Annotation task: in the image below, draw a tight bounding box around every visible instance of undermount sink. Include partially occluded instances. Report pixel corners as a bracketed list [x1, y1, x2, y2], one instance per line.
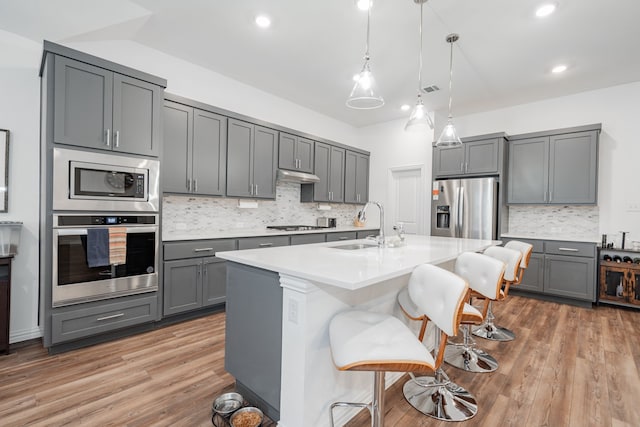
[331, 243, 378, 250]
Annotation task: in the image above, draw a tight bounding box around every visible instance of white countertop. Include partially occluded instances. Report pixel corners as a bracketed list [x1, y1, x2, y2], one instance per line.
[501, 233, 600, 243]
[162, 225, 379, 241]
[216, 235, 499, 290]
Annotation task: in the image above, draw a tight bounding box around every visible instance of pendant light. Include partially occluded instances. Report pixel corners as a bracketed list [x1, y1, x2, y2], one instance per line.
[436, 33, 462, 146]
[405, 0, 434, 132]
[346, 1, 384, 109]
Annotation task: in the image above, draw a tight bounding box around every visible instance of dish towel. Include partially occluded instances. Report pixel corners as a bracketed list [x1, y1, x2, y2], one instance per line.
[86, 228, 110, 267]
[108, 227, 127, 265]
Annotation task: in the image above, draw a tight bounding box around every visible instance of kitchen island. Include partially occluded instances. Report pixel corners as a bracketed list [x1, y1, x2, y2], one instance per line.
[216, 235, 499, 427]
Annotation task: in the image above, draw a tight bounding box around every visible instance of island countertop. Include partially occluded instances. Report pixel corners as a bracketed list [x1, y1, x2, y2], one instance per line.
[216, 234, 499, 290]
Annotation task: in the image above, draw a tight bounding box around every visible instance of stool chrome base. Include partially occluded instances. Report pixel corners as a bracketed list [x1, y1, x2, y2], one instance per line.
[472, 321, 516, 342]
[403, 370, 477, 421]
[444, 344, 499, 373]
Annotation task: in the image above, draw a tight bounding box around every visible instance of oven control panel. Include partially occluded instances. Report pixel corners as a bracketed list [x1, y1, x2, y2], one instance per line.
[56, 215, 157, 226]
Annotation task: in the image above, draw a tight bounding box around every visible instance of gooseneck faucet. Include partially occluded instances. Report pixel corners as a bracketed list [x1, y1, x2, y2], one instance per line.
[358, 201, 385, 247]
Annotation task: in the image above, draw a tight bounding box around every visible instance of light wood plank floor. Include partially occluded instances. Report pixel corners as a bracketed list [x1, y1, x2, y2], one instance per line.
[0, 296, 638, 427]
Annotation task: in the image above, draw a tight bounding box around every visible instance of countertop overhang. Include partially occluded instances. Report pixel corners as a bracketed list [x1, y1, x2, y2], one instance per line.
[217, 235, 500, 290]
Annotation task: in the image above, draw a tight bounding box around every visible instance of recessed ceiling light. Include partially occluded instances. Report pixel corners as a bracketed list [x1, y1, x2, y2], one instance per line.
[255, 15, 271, 28]
[552, 64, 567, 73]
[536, 3, 557, 18]
[356, 0, 372, 11]
[400, 104, 411, 112]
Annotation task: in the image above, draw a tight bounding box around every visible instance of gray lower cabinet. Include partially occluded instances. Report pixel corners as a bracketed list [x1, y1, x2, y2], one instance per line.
[278, 133, 314, 173]
[290, 234, 326, 245]
[51, 294, 158, 344]
[238, 235, 290, 250]
[433, 135, 503, 178]
[301, 141, 345, 202]
[356, 229, 379, 239]
[507, 126, 600, 204]
[227, 119, 278, 199]
[162, 99, 227, 195]
[163, 239, 236, 316]
[344, 150, 369, 204]
[504, 237, 596, 302]
[326, 231, 357, 242]
[53, 55, 162, 157]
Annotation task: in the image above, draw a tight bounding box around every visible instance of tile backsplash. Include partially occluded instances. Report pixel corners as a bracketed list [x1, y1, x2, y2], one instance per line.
[507, 205, 599, 239]
[162, 182, 367, 234]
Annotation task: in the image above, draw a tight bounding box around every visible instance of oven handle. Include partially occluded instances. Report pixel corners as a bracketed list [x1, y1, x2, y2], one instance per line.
[55, 226, 158, 236]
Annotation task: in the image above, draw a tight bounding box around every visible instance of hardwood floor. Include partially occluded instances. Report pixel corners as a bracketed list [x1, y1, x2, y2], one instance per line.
[0, 296, 638, 427]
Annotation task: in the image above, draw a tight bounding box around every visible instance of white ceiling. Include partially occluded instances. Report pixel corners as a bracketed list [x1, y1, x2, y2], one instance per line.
[1, 0, 640, 128]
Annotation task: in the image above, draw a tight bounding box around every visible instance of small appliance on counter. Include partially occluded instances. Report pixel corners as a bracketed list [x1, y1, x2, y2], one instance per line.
[317, 217, 337, 228]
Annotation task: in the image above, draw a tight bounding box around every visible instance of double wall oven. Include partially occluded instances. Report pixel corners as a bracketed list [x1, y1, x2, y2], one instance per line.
[51, 148, 160, 307]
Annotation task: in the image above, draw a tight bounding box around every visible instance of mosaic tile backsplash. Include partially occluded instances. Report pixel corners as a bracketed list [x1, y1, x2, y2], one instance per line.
[507, 205, 599, 239]
[162, 182, 368, 235]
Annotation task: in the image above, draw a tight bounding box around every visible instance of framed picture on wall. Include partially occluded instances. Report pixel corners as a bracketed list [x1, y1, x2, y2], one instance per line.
[0, 129, 9, 213]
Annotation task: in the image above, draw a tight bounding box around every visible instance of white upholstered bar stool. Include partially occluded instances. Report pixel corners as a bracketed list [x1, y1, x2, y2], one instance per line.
[443, 252, 506, 373]
[472, 246, 523, 342]
[400, 264, 476, 421]
[504, 240, 534, 286]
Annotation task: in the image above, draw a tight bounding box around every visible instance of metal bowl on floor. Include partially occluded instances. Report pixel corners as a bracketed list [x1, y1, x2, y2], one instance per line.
[229, 406, 263, 427]
[212, 392, 243, 416]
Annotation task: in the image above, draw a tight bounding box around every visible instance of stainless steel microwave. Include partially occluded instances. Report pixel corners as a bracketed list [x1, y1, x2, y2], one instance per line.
[53, 147, 159, 212]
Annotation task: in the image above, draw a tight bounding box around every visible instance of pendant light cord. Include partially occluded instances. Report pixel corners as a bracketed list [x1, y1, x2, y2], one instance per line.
[447, 37, 454, 118]
[417, 1, 423, 94]
[364, 3, 371, 60]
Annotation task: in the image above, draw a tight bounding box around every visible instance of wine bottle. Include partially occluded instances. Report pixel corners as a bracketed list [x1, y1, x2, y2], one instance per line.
[616, 277, 624, 297]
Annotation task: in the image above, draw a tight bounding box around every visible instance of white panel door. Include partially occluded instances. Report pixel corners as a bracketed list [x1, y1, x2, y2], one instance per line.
[388, 166, 425, 235]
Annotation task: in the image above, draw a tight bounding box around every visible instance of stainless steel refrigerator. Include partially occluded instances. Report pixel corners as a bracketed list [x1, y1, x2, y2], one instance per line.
[431, 177, 499, 239]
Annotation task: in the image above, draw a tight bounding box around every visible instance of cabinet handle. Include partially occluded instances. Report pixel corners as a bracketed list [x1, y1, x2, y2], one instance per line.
[558, 247, 579, 252]
[549, 190, 553, 202]
[193, 179, 198, 192]
[193, 248, 214, 252]
[114, 130, 120, 148]
[105, 129, 111, 147]
[187, 179, 191, 191]
[96, 312, 124, 321]
[254, 184, 258, 195]
[339, 236, 349, 240]
[465, 162, 468, 173]
[198, 264, 202, 277]
[259, 243, 273, 247]
[460, 162, 464, 172]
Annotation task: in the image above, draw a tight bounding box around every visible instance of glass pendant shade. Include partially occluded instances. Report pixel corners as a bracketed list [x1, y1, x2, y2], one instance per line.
[436, 116, 462, 146]
[346, 60, 384, 109]
[404, 95, 434, 131]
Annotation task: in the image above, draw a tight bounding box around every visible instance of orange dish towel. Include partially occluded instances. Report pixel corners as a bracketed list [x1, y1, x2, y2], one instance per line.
[108, 227, 127, 265]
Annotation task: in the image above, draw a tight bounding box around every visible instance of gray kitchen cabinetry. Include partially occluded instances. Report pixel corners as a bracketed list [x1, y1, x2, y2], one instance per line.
[238, 235, 290, 250]
[344, 150, 369, 204]
[433, 135, 504, 178]
[163, 239, 236, 316]
[162, 99, 227, 195]
[279, 133, 314, 173]
[507, 125, 600, 204]
[356, 229, 379, 240]
[301, 141, 345, 202]
[50, 294, 158, 345]
[53, 55, 162, 157]
[290, 234, 326, 245]
[326, 231, 358, 242]
[503, 237, 596, 303]
[227, 119, 278, 199]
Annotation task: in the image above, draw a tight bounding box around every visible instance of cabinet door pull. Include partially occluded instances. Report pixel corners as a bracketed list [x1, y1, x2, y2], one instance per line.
[339, 236, 349, 240]
[193, 248, 214, 252]
[114, 130, 120, 148]
[558, 247, 579, 252]
[259, 243, 273, 247]
[105, 129, 111, 147]
[96, 312, 124, 321]
[193, 179, 198, 192]
[254, 184, 258, 195]
[187, 179, 191, 192]
[465, 162, 468, 173]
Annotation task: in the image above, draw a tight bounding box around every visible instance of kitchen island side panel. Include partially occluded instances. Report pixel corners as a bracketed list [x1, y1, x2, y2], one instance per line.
[224, 262, 282, 421]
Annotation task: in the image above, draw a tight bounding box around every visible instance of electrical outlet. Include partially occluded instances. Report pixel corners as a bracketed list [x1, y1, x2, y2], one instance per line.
[288, 299, 298, 324]
[627, 202, 640, 212]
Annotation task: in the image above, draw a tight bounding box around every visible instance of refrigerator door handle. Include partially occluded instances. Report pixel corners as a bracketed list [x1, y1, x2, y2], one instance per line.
[457, 186, 464, 238]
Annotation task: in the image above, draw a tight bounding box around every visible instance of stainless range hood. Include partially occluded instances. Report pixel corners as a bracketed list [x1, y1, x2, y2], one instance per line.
[276, 169, 320, 183]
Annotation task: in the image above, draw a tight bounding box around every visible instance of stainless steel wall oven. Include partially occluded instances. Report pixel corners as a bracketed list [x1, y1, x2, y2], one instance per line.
[52, 214, 159, 307]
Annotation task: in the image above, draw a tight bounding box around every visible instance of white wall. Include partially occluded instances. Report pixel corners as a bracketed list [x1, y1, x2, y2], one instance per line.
[0, 31, 43, 342]
[450, 82, 640, 245]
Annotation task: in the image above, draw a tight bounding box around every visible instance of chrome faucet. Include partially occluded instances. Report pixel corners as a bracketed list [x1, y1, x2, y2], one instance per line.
[358, 201, 385, 247]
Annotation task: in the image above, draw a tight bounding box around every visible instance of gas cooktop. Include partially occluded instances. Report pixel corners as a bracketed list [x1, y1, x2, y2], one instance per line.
[267, 225, 327, 231]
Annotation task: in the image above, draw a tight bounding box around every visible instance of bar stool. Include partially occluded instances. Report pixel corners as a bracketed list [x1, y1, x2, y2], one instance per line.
[400, 264, 477, 421]
[472, 246, 522, 342]
[504, 240, 534, 285]
[329, 264, 469, 426]
[444, 252, 506, 373]
[397, 285, 478, 420]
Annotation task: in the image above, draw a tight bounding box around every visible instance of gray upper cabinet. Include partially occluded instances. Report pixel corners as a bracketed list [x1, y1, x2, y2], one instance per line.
[301, 142, 346, 203]
[344, 150, 369, 204]
[53, 56, 161, 157]
[508, 127, 599, 205]
[227, 119, 278, 199]
[162, 100, 227, 196]
[433, 137, 502, 178]
[278, 133, 314, 173]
